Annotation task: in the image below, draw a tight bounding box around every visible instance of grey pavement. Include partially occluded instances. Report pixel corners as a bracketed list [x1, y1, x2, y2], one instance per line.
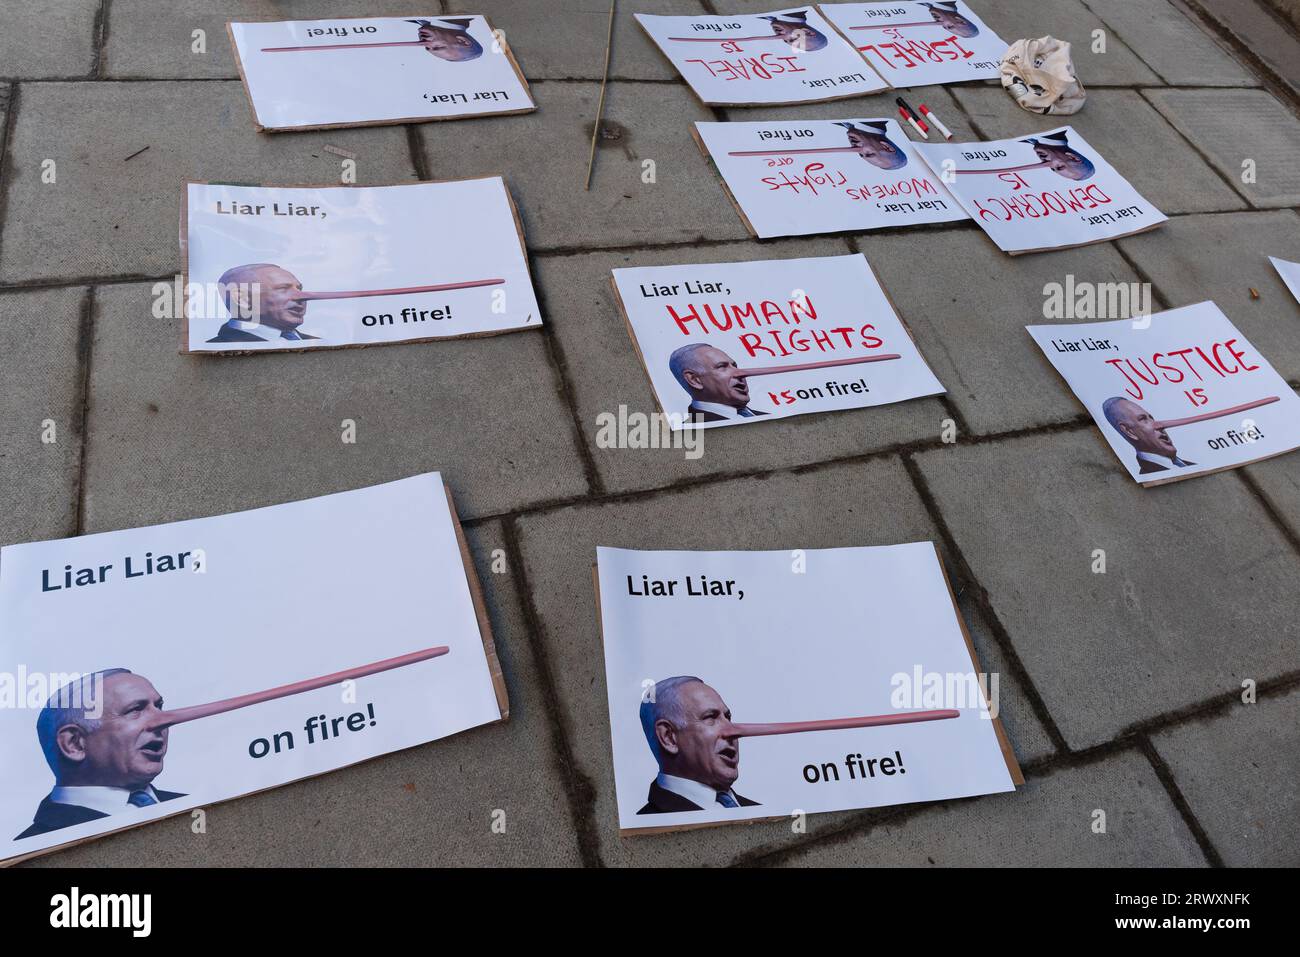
[1, 0, 1298, 867]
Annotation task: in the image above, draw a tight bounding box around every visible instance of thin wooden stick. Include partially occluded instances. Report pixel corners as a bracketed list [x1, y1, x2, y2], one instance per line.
[730, 709, 959, 737]
[148, 646, 451, 730]
[737, 354, 902, 377]
[1154, 396, 1279, 430]
[585, 0, 617, 192]
[291, 279, 504, 301]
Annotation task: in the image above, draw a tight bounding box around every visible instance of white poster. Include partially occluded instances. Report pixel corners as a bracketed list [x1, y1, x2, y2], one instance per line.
[635, 7, 887, 105]
[229, 15, 534, 131]
[819, 1, 1007, 87]
[612, 254, 944, 429]
[0, 473, 505, 865]
[1028, 302, 1300, 485]
[695, 118, 967, 238]
[596, 544, 1019, 832]
[183, 178, 541, 354]
[1270, 256, 1300, 306]
[912, 126, 1166, 254]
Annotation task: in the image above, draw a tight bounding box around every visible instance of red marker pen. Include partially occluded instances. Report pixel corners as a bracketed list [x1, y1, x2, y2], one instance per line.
[919, 103, 953, 140]
[899, 106, 929, 139]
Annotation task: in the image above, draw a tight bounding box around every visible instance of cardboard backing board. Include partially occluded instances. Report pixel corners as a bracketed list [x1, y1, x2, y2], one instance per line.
[0, 475, 507, 866]
[180, 176, 541, 356]
[226, 13, 535, 133]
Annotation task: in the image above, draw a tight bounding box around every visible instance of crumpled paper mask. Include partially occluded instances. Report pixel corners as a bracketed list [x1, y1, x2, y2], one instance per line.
[1000, 36, 1087, 115]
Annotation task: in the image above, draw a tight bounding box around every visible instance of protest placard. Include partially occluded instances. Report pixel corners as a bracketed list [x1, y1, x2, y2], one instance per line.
[695, 118, 967, 237]
[912, 126, 1166, 254]
[0, 473, 506, 865]
[183, 178, 540, 354]
[1270, 256, 1300, 306]
[819, 1, 1006, 87]
[228, 14, 534, 131]
[596, 543, 1020, 833]
[611, 253, 944, 428]
[636, 6, 887, 106]
[1028, 301, 1300, 484]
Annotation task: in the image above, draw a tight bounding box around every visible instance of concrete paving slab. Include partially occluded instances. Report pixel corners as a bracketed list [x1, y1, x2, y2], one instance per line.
[1143, 88, 1300, 208]
[0, 0, 99, 80]
[858, 226, 1140, 435]
[1151, 686, 1300, 867]
[950, 86, 1247, 215]
[914, 428, 1300, 750]
[0, 287, 86, 547]
[1081, 0, 1255, 86]
[417, 80, 749, 250]
[23, 521, 584, 867]
[78, 283, 589, 531]
[0, 82, 417, 284]
[514, 456, 1052, 864]
[532, 237, 949, 494]
[1244, 449, 1300, 541]
[471, 0, 707, 81]
[776, 749, 1205, 865]
[103, 1, 439, 79]
[955, 593, 1057, 766]
[1118, 210, 1300, 382]
[1191, 0, 1300, 98]
[968, 0, 1162, 86]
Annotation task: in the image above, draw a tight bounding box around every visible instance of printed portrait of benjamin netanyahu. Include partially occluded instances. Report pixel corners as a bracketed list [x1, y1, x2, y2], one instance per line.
[637, 676, 760, 814]
[17, 669, 186, 839]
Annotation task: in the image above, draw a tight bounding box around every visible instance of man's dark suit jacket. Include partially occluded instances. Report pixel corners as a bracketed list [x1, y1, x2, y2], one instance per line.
[1137, 456, 1194, 474]
[637, 781, 760, 814]
[687, 405, 769, 424]
[208, 325, 320, 344]
[15, 789, 187, 840]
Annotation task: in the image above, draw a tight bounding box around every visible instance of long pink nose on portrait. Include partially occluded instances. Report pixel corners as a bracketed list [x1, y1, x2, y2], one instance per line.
[1151, 396, 1279, 431]
[289, 279, 505, 302]
[145, 646, 451, 731]
[955, 160, 1054, 176]
[723, 709, 960, 738]
[735, 354, 903, 378]
[667, 35, 786, 43]
[261, 40, 431, 53]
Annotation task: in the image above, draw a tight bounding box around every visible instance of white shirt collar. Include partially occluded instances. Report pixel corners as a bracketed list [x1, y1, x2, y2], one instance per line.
[656, 772, 737, 809]
[225, 318, 307, 341]
[690, 400, 754, 420]
[50, 784, 159, 815]
[1136, 449, 1190, 469]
